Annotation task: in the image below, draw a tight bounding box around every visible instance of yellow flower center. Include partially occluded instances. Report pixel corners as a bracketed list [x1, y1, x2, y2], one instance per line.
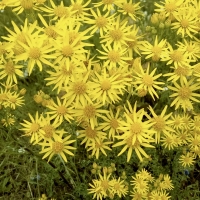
[174, 66, 188, 76]
[142, 74, 154, 86]
[96, 16, 107, 28]
[52, 141, 64, 153]
[123, 3, 135, 13]
[130, 122, 142, 135]
[110, 118, 118, 129]
[186, 45, 193, 53]
[42, 125, 54, 138]
[170, 50, 183, 62]
[108, 50, 120, 62]
[101, 180, 110, 191]
[72, 3, 83, 15]
[9, 97, 17, 103]
[84, 105, 96, 118]
[194, 120, 200, 127]
[45, 26, 58, 39]
[73, 81, 87, 95]
[110, 29, 123, 41]
[20, 0, 33, 10]
[153, 117, 165, 131]
[178, 87, 191, 99]
[137, 88, 147, 97]
[57, 105, 67, 115]
[62, 45, 73, 57]
[0, 93, 7, 102]
[29, 47, 41, 59]
[165, 2, 176, 13]
[102, 0, 114, 4]
[54, 6, 69, 18]
[85, 126, 97, 138]
[101, 79, 111, 91]
[94, 141, 102, 148]
[152, 46, 162, 55]
[5, 60, 15, 75]
[181, 19, 189, 28]
[30, 123, 40, 132]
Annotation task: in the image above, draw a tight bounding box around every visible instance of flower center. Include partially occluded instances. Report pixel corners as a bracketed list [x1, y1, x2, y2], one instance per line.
[96, 16, 107, 28]
[9, 97, 17, 103]
[42, 125, 54, 138]
[123, 3, 135, 13]
[54, 6, 69, 18]
[170, 50, 183, 62]
[110, 29, 123, 41]
[73, 81, 87, 95]
[165, 2, 176, 12]
[5, 60, 15, 75]
[101, 180, 110, 191]
[137, 88, 147, 97]
[31, 123, 40, 132]
[152, 46, 162, 55]
[52, 141, 64, 153]
[57, 105, 67, 115]
[178, 87, 191, 99]
[142, 74, 154, 86]
[174, 66, 188, 76]
[130, 122, 142, 135]
[153, 117, 165, 131]
[62, 45, 73, 57]
[71, 3, 83, 15]
[110, 118, 118, 129]
[101, 79, 111, 91]
[85, 126, 97, 138]
[84, 105, 96, 118]
[45, 26, 58, 39]
[20, 0, 33, 10]
[181, 19, 189, 28]
[108, 50, 120, 62]
[29, 47, 41, 59]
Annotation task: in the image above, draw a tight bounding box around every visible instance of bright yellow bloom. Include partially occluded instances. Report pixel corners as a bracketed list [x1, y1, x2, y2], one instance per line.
[46, 97, 74, 124]
[179, 152, 195, 167]
[131, 174, 149, 194]
[93, 0, 123, 11]
[5, 91, 24, 109]
[134, 63, 164, 100]
[39, 132, 76, 162]
[168, 79, 200, 111]
[139, 35, 167, 62]
[110, 178, 128, 198]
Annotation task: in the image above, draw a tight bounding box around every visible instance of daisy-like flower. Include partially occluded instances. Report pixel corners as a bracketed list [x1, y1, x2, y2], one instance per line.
[187, 133, 200, 152]
[131, 174, 149, 194]
[99, 107, 121, 141]
[1, 114, 15, 127]
[168, 78, 200, 111]
[73, 100, 108, 129]
[170, 113, 184, 130]
[39, 132, 76, 162]
[154, 0, 184, 17]
[5, 91, 24, 109]
[15, 34, 56, 75]
[89, 68, 126, 105]
[0, 58, 24, 84]
[163, 64, 192, 83]
[139, 35, 167, 62]
[11, 0, 35, 14]
[118, 1, 142, 21]
[46, 97, 74, 124]
[161, 44, 190, 68]
[148, 105, 174, 143]
[100, 15, 133, 49]
[20, 112, 45, 143]
[62, 71, 93, 107]
[172, 9, 198, 38]
[133, 63, 164, 101]
[87, 138, 112, 159]
[161, 134, 178, 150]
[97, 44, 130, 68]
[77, 124, 107, 148]
[179, 152, 195, 167]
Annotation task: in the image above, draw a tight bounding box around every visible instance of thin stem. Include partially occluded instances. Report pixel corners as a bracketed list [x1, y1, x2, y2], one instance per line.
[27, 181, 34, 199]
[35, 157, 40, 198]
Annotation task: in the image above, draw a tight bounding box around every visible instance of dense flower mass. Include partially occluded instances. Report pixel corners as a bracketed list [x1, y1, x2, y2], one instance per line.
[1, 0, 200, 199]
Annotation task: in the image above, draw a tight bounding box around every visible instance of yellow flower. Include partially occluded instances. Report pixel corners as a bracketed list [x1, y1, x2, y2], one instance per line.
[93, 0, 123, 11]
[47, 97, 74, 124]
[11, 0, 35, 14]
[139, 35, 167, 62]
[89, 68, 126, 105]
[172, 8, 198, 38]
[118, 1, 142, 21]
[39, 132, 76, 162]
[20, 112, 45, 143]
[168, 78, 200, 111]
[87, 138, 112, 159]
[161, 133, 178, 150]
[77, 124, 107, 148]
[134, 63, 164, 101]
[98, 44, 130, 68]
[5, 91, 24, 109]
[0, 58, 23, 84]
[148, 105, 174, 143]
[100, 15, 133, 49]
[85, 8, 115, 36]
[179, 152, 195, 167]
[1, 114, 15, 127]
